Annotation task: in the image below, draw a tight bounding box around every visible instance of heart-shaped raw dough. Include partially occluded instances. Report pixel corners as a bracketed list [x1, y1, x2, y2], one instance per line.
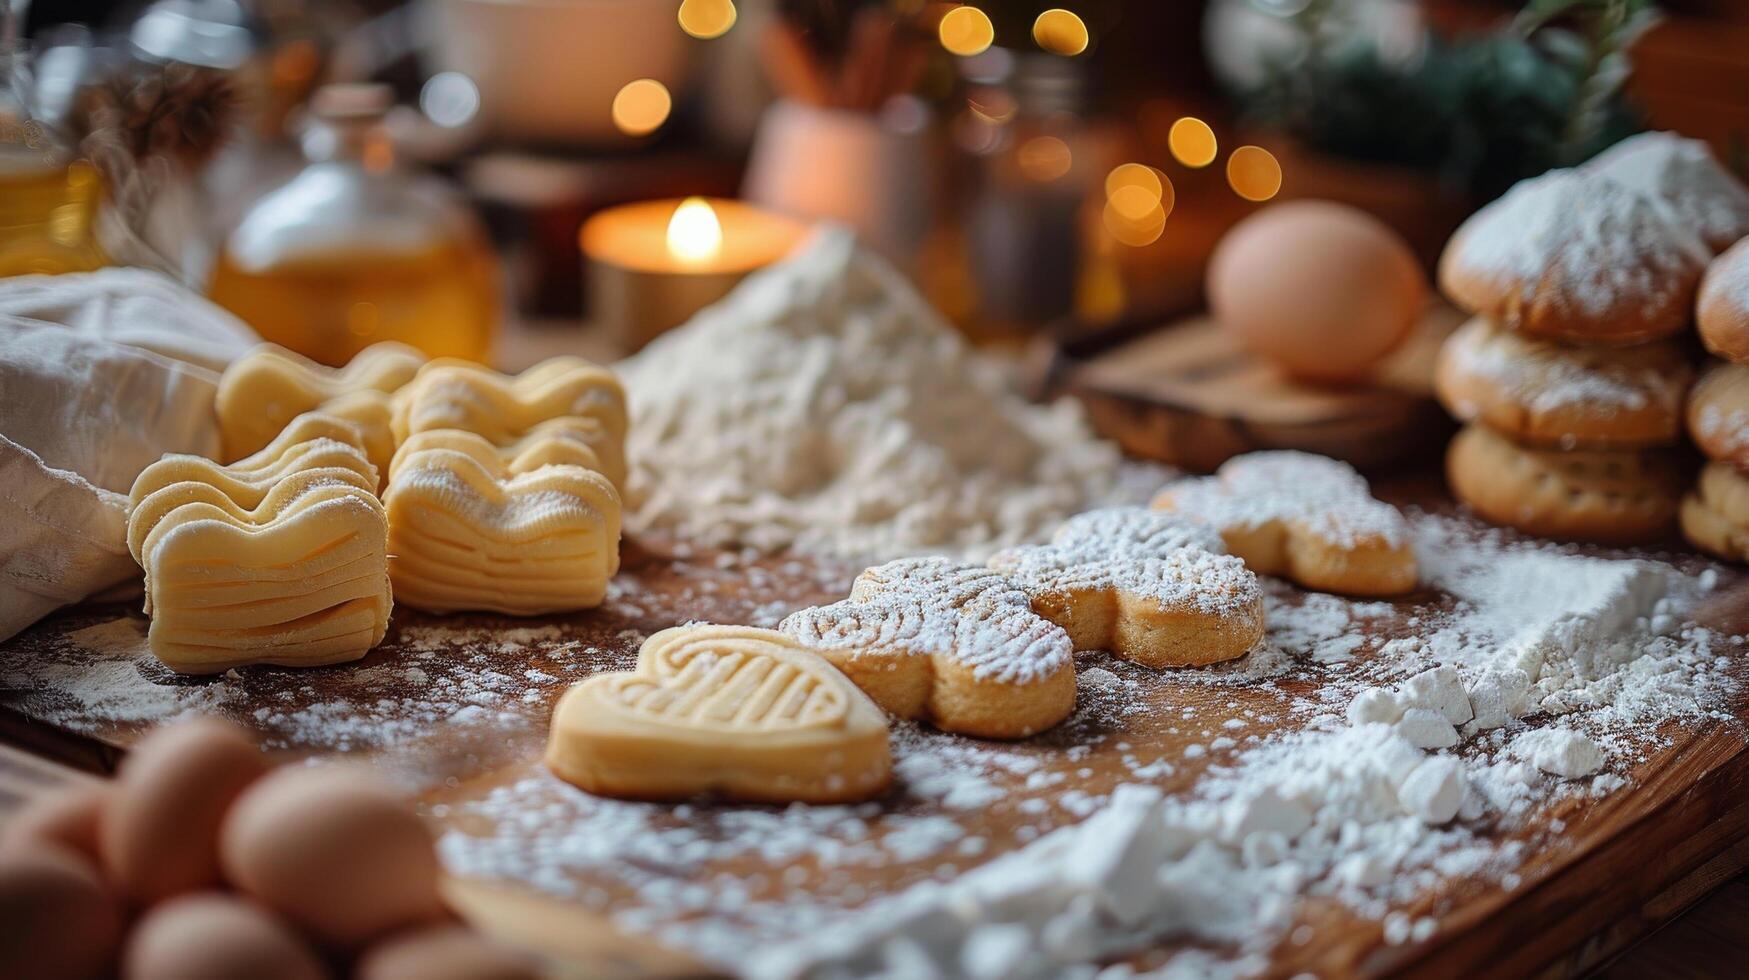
[546, 625, 892, 804]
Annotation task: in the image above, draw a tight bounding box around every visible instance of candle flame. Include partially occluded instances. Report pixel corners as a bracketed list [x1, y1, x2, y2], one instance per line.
[667, 197, 723, 264]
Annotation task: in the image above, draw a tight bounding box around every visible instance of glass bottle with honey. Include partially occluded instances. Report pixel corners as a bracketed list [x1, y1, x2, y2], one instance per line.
[0, 2, 106, 277]
[208, 83, 497, 365]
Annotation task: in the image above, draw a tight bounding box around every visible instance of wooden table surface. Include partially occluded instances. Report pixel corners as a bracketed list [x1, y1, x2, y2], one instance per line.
[3, 489, 1748, 978]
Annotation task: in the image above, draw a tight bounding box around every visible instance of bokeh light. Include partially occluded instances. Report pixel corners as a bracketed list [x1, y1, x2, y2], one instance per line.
[1227, 145, 1283, 201]
[667, 197, 723, 263]
[1032, 9, 1089, 56]
[1018, 136, 1073, 181]
[1168, 117, 1218, 168]
[611, 78, 672, 137]
[419, 71, 480, 129]
[1104, 163, 1164, 203]
[678, 0, 737, 40]
[939, 6, 995, 57]
[1102, 165, 1174, 247]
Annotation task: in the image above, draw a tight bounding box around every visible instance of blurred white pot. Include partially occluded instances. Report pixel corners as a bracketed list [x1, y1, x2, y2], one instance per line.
[421, 0, 694, 146]
[742, 99, 930, 260]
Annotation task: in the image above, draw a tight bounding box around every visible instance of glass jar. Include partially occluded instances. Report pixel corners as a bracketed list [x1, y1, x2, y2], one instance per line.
[0, 3, 106, 276]
[208, 82, 497, 365]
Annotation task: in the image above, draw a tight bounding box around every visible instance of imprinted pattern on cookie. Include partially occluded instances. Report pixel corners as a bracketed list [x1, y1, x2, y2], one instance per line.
[1152, 451, 1417, 596]
[384, 437, 622, 616]
[390, 357, 627, 487]
[545, 624, 891, 803]
[988, 507, 1265, 668]
[126, 418, 391, 674]
[215, 342, 423, 464]
[779, 557, 1076, 739]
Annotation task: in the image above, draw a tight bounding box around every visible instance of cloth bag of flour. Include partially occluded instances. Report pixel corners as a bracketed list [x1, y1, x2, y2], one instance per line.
[0, 269, 257, 640]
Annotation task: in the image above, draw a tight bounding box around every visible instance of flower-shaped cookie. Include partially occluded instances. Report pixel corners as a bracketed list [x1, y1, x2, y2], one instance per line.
[988, 507, 1264, 668]
[780, 558, 1076, 739]
[546, 625, 892, 803]
[1153, 451, 1417, 597]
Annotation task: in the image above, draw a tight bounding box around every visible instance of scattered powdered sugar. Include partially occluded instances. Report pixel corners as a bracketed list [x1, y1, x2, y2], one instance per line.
[620, 230, 1156, 563]
[431, 512, 1743, 979]
[1158, 451, 1408, 548]
[1449, 167, 1710, 318]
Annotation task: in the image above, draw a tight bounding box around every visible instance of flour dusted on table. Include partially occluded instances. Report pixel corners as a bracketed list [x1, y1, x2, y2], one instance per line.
[620, 231, 1138, 561]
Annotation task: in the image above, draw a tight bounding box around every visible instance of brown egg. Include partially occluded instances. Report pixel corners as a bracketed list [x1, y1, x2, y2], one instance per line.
[219, 765, 445, 948]
[356, 924, 539, 980]
[1208, 200, 1427, 384]
[3, 781, 113, 864]
[0, 842, 124, 980]
[100, 718, 268, 904]
[123, 892, 330, 980]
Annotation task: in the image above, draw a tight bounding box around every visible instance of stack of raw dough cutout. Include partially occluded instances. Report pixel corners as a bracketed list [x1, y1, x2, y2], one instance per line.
[1436, 131, 1749, 545]
[126, 413, 391, 674]
[126, 342, 628, 672]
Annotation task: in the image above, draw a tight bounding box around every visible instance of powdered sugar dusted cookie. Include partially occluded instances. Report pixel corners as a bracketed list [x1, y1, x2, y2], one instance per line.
[1699, 239, 1749, 365]
[1438, 168, 1710, 345]
[1681, 462, 1749, 562]
[1152, 451, 1417, 597]
[780, 558, 1076, 739]
[1447, 424, 1681, 545]
[988, 508, 1264, 668]
[1688, 362, 1749, 469]
[1435, 316, 1691, 450]
[1586, 131, 1749, 253]
[546, 625, 891, 803]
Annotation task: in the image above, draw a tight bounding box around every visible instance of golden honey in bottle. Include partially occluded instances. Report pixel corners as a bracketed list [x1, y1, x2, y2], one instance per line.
[209, 83, 497, 366]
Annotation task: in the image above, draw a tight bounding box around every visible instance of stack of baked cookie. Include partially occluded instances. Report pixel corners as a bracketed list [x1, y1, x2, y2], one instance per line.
[1684, 241, 1749, 560]
[1436, 131, 1749, 546]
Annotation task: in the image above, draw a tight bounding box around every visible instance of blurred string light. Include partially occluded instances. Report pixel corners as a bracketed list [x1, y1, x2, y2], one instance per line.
[678, 0, 737, 40]
[612, 78, 672, 136]
[1018, 136, 1072, 181]
[939, 5, 994, 57]
[1227, 145, 1282, 201]
[1032, 9, 1089, 56]
[1167, 117, 1217, 168]
[1102, 163, 1173, 247]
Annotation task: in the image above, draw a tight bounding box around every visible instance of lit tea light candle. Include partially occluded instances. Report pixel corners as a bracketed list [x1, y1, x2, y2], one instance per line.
[581, 197, 805, 350]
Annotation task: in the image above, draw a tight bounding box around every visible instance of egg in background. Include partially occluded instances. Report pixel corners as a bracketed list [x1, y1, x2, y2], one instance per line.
[1208, 200, 1427, 384]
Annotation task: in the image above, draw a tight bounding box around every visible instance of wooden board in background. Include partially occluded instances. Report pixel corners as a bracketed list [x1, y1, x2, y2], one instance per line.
[1055, 307, 1463, 474]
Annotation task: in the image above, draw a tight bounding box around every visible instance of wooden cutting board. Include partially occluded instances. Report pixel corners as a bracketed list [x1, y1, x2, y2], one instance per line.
[1052, 307, 1464, 473]
[1, 486, 1747, 979]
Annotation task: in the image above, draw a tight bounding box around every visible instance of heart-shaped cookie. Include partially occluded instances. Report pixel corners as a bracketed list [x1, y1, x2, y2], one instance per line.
[989, 507, 1265, 669]
[546, 625, 892, 803]
[384, 439, 621, 615]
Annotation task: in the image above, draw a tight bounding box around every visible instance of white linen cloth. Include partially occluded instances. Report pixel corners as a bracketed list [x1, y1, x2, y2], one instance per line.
[0, 268, 258, 640]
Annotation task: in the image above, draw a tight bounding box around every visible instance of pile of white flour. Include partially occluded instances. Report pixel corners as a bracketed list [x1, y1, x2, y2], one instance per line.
[619, 231, 1141, 561]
